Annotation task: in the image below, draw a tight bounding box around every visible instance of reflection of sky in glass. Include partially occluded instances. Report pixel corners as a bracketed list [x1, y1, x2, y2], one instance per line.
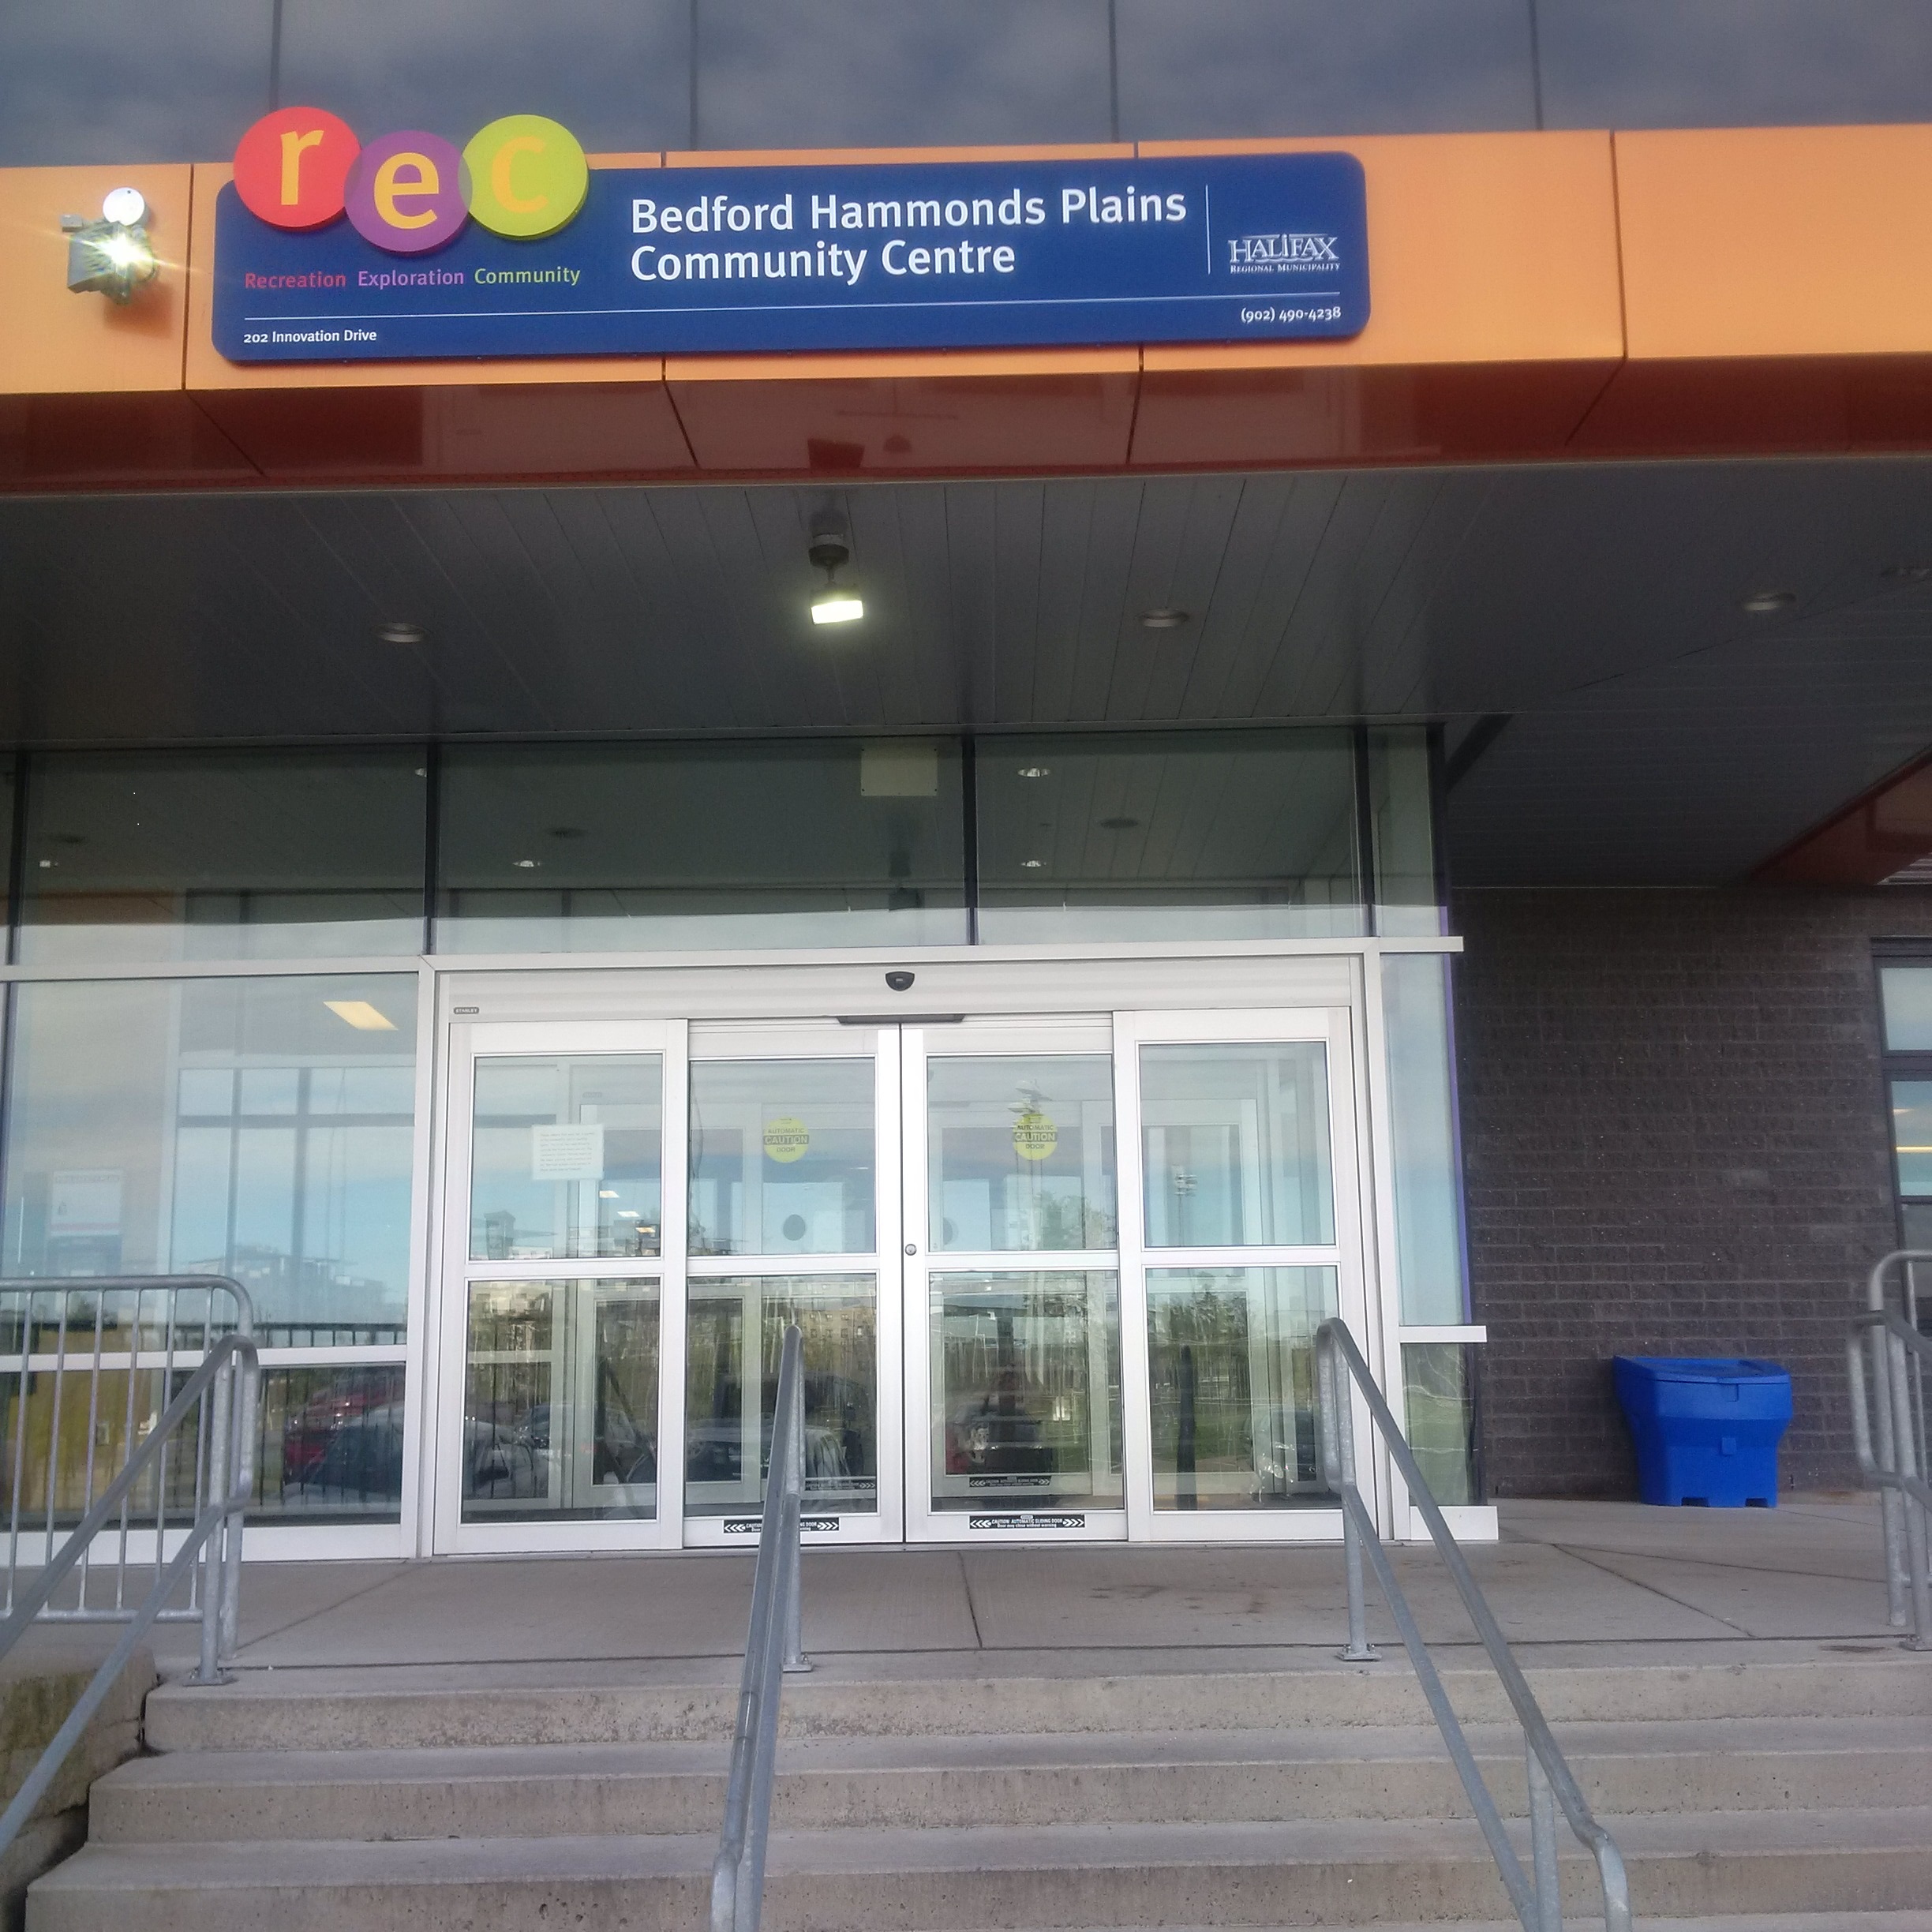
[0, 0, 270, 165]
[1893, 1080, 1932, 1196]
[1882, 968, 1932, 1052]
[1539, 0, 1932, 129]
[279, 0, 691, 154]
[1117, 0, 1536, 140]
[696, 0, 1110, 149]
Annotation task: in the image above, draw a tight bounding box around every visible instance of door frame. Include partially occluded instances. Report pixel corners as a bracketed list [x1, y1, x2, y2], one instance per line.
[431, 1018, 688, 1556]
[1114, 1004, 1375, 1544]
[900, 1016, 1128, 1545]
[420, 949, 1440, 1556]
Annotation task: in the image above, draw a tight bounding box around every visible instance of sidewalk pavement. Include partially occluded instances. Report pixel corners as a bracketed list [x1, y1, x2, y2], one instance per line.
[13, 1494, 1896, 1679]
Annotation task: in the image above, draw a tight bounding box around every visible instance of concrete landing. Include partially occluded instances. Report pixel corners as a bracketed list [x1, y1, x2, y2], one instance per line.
[23, 1493, 1892, 1678]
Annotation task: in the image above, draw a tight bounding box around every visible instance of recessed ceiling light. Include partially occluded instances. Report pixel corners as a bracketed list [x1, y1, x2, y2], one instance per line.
[1739, 590, 1797, 615]
[1021, 859, 1043, 868]
[1100, 815, 1141, 830]
[377, 620, 425, 645]
[1017, 766, 1051, 780]
[324, 999, 397, 1032]
[1140, 608, 1189, 630]
[512, 858, 541, 869]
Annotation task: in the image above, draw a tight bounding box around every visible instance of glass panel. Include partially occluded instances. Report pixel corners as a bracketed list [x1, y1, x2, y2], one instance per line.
[1117, 0, 1536, 141]
[929, 1271, 1121, 1514]
[0, 0, 270, 167]
[684, 1275, 877, 1518]
[697, 0, 1110, 149]
[1140, 1043, 1335, 1248]
[1538, 0, 1932, 131]
[1402, 1342, 1479, 1509]
[927, 1055, 1116, 1252]
[1145, 1266, 1339, 1511]
[461, 1279, 660, 1522]
[0, 1357, 404, 1526]
[18, 750, 426, 965]
[256, 1366, 406, 1522]
[1, 976, 417, 1341]
[690, 1060, 876, 1257]
[976, 731, 1364, 943]
[1892, 1080, 1932, 1196]
[1902, 1203, 1932, 1251]
[1368, 728, 1442, 938]
[437, 740, 967, 953]
[1881, 967, 1932, 1051]
[1383, 956, 1469, 1324]
[470, 1054, 662, 1261]
[280, 0, 690, 155]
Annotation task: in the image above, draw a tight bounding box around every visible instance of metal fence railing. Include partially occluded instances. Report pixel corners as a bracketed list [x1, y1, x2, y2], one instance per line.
[0, 1275, 261, 1859]
[710, 1321, 811, 1932]
[1316, 1317, 1634, 1932]
[1848, 1252, 1931, 1650]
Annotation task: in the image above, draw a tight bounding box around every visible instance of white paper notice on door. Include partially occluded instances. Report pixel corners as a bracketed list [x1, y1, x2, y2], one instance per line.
[530, 1123, 605, 1182]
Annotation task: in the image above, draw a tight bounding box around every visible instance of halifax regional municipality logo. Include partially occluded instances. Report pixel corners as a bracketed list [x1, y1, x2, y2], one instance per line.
[231, 105, 590, 253]
[1226, 230, 1341, 275]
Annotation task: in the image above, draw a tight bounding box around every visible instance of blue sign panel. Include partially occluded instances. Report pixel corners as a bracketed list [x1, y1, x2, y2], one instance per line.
[212, 153, 1368, 364]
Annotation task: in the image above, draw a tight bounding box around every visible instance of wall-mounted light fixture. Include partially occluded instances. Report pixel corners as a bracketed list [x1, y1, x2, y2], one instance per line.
[62, 189, 159, 304]
[807, 513, 864, 626]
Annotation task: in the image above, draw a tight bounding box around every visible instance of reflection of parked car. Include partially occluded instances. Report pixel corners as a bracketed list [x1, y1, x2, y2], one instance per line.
[463, 1417, 549, 1500]
[310, 1401, 406, 1502]
[283, 1376, 390, 1487]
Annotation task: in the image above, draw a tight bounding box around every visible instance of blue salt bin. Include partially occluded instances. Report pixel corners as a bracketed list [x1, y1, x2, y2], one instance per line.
[1612, 1357, 1792, 1507]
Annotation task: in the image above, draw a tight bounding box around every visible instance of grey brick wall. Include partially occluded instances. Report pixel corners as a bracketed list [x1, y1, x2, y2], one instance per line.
[1451, 887, 1932, 1499]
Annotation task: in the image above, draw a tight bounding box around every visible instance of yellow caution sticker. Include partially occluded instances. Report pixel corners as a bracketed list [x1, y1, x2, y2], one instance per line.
[762, 1115, 810, 1164]
[1011, 1109, 1058, 1161]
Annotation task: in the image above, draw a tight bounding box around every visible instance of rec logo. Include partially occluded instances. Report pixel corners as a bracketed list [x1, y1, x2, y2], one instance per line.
[1227, 231, 1339, 270]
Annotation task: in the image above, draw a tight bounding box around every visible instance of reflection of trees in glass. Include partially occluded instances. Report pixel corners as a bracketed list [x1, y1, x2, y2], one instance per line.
[684, 1280, 876, 1510]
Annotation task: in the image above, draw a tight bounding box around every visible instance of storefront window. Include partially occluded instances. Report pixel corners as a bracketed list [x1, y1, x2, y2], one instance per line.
[437, 740, 968, 953]
[17, 750, 426, 966]
[1368, 728, 1443, 938]
[0, 974, 417, 1340]
[1381, 953, 1470, 1325]
[1878, 962, 1932, 1249]
[976, 731, 1364, 943]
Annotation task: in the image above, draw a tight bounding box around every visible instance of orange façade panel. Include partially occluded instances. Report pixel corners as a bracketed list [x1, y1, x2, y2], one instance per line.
[661, 143, 1140, 474]
[1575, 126, 1932, 456]
[1129, 131, 1625, 468]
[185, 156, 696, 483]
[0, 163, 259, 488]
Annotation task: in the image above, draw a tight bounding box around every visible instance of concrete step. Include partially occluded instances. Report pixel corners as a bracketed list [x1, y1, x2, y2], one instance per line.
[89, 1717, 1932, 1843]
[140, 1651, 1932, 1752]
[29, 1807, 1932, 1932]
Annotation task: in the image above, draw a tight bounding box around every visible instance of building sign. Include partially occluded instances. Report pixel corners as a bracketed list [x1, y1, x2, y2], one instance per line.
[212, 107, 1369, 364]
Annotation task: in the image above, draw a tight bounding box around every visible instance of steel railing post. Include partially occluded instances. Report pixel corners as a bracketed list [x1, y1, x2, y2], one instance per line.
[189, 1350, 233, 1687]
[1319, 1331, 1380, 1663]
[1527, 1741, 1563, 1932]
[784, 1344, 811, 1676]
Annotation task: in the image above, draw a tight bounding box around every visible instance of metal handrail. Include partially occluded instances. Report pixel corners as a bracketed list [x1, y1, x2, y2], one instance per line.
[0, 1293, 260, 1857]
[1848, 1251, 1930, 1648]
[0, 1275, 254, 1623]
[710, 1323, 812, 1932]
[1316, 1318, 1634, 1932]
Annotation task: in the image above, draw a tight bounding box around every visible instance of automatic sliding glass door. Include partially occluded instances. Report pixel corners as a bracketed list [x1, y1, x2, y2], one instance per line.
[903, 1021, 1127, 1542]
[682, 1025, 900, 1546]
[436, 999, 1374, 1554]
